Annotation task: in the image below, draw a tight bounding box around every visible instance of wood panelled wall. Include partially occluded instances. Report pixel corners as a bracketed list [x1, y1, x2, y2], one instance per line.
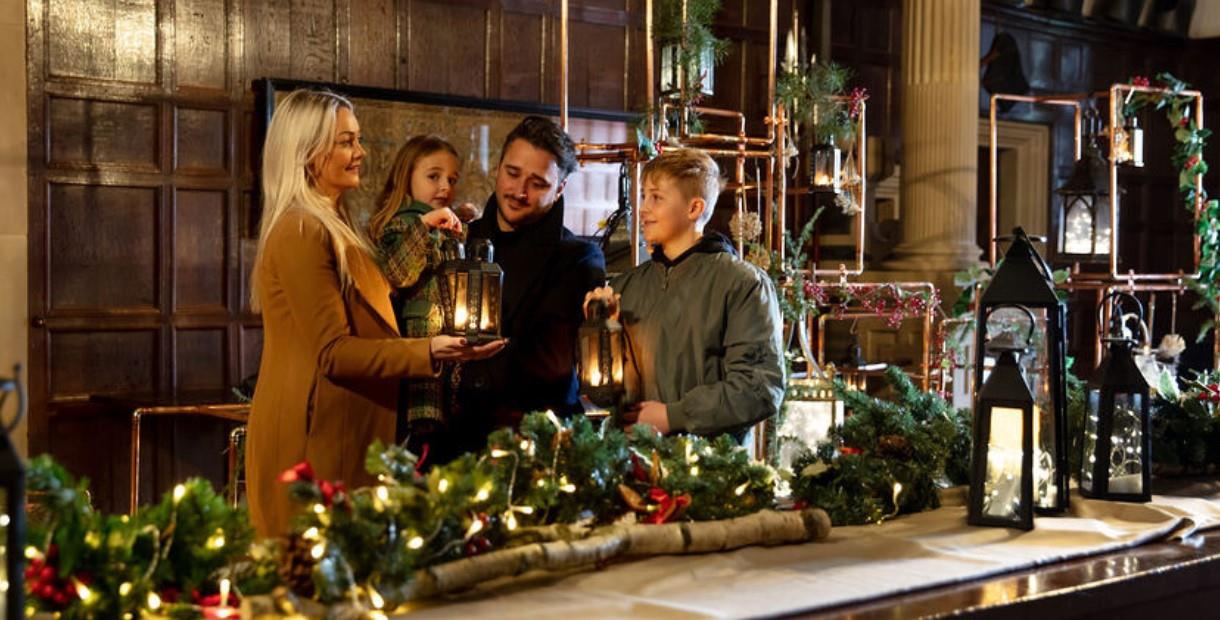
[25, 0, 798, 510]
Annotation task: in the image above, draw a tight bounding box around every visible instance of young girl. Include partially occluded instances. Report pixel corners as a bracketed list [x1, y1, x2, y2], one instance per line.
[370, 135, 474, 461]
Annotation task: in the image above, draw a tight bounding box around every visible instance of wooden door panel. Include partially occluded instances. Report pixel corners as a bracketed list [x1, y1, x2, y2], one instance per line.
[47, 183, 160, 311]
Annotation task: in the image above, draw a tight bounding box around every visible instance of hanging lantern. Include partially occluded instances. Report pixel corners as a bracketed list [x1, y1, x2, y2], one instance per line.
[437, 238, 503, 344]
[1114, 114, 1144, 168]
[578, 299, 627, 417]
[660, 43, 715, 96]
[1081, 293, 1152, 502]
[969, 308, 1037, 531]
[975, 228, 1069, 515]
[0, 364, 26, 617]
[809, 139, 842, 194]
[1056, 107, 1111, 260]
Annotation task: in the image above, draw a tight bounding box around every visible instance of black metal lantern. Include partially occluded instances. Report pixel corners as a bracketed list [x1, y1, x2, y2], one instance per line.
[809, 139, 842, 194]
[578, 299, 627, 416]
[0, 364, 26, 617]
[1056, 107, 1111, 260]
[1116, 114, 1144, 168]
[438, 238, 503, 344]
[969, 307, 1037, 531]
[1081, 293, 1152, 502]
[975, 228, 1069, 515]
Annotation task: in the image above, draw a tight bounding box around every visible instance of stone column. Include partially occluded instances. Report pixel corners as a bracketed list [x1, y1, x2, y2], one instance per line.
[884, 0, 982, 273]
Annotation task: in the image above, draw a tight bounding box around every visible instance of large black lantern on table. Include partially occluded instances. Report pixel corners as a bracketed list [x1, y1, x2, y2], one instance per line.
[1056, 105, 1112, 261]
[438, 238, 503, 344]
[969, 307, 1037, 531]
[1081, 292, 1152, 502]
[975, 228, 1069, 515]
[578, 299, 627, 416]
[0, 364, 26, 617]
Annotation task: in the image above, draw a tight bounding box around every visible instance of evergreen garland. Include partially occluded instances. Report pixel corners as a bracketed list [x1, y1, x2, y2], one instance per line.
[23, 456, 275, 619]
[284, 412, 776, 611]
[789, 367, 972, 526]
[1118, 73, 1219, 337]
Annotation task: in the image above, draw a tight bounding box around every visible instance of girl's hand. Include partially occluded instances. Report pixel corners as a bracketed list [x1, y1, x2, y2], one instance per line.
[454, 202, 480, 223]
[429, 335, 507, 362]
[583, 286, 621, 321]
[421, 208, 463, 234]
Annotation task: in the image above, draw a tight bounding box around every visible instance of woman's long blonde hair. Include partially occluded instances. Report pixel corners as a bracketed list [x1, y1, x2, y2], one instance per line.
[368, 135, 459, 242]
[250, 89, 373, 311]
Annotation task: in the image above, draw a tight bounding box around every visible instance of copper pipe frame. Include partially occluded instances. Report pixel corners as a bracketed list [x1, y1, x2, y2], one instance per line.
[810, 97, 867, 277]
[988, 93, 1082, 266]
[1107, 83, 1205, 281]
[129, 403, 251, 513]
[559, 0, 570, 130]
[810, 281, 937, 391]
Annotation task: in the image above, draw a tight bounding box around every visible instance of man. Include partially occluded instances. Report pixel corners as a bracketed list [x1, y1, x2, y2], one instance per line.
[586, 148, 784, 439]
[451, 115, 606, 455]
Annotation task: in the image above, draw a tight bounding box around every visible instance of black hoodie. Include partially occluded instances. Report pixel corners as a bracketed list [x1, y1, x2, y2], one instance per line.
[451, 194, 606, 452]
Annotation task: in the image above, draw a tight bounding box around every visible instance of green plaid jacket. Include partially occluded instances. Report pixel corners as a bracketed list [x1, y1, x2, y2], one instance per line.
[377, 200, 448, 427]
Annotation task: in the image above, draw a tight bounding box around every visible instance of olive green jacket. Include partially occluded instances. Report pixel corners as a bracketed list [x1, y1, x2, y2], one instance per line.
[611, 233, 784, 437]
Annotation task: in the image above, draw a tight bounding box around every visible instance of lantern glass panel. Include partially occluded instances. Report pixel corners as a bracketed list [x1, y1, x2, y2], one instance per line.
[1060, 195, 1112, 257]
[453, 271, 470, 332]
[1062, 197, 1095, 255]
[981, 308, 1059, 508]
[1082, 389, 1100, 492]
[810, 144, 842, 193]
[479, 272, 498, 333]
[983, 406, 1027, 520]
[1108, 393, 1145, 495]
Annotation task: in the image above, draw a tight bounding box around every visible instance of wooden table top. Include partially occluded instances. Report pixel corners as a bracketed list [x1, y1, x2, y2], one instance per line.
[795, 480, 1220, 619]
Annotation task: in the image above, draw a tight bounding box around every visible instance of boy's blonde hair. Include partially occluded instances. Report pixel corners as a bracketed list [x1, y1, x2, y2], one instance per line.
[642, 148, 722, 228]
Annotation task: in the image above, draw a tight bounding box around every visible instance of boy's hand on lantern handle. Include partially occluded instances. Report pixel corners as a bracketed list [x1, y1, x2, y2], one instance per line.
[583, 286, 621, 321]
[621, 401, 669, 435]
[421, 207, 463, 234]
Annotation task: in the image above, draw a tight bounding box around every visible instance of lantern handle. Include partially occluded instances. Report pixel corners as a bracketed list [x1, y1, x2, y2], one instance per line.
[1097, 291, 1144, 342]
[983, 304, 1037, 350]
[0, 363, 25, 436]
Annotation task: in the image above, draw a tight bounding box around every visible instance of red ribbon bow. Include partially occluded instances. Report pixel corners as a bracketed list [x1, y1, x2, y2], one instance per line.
[645, 487, 691, 524]
[278, 461, 315, 484]
[319, 480, 347, 507]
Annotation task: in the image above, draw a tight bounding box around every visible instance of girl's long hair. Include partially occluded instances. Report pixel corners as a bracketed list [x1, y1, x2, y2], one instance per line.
[368, 135, 459, 242]
[250, 89, 372, 311]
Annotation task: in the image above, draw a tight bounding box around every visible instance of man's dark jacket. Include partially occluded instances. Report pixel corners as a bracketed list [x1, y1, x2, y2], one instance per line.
[452, 194, 606, 452]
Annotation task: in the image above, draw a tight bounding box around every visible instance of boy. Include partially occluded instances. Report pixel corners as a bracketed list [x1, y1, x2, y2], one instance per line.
[586, 148, 784, 438]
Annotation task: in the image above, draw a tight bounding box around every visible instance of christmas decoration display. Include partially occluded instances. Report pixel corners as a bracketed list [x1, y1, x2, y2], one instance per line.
[969, 306, 1039, 531]
[280, 412, 791, 612]
[1119, 73, 1220, 332]
[22, 456, 276, 619]
[974, 228, 1070, 515]
[789, 367, 972, 527]
[1081, 293, 1152, 502]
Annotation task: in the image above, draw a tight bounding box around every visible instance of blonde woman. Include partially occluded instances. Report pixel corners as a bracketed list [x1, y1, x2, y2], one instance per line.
[246, 89, 504, 538]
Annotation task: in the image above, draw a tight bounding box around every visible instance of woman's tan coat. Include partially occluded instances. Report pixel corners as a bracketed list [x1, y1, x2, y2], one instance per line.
[247, 208, 435, 538]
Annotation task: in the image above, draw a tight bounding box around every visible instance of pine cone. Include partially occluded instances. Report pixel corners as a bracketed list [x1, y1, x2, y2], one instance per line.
[277, 535, 317, 598]
[876, 434, 914, 461]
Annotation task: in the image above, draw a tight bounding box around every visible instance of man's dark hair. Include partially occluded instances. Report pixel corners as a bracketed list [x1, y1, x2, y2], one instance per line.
[500, 115, 578, 180]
